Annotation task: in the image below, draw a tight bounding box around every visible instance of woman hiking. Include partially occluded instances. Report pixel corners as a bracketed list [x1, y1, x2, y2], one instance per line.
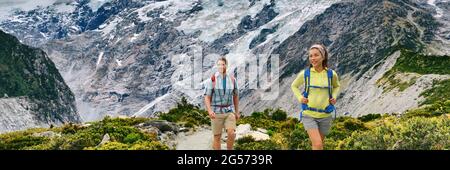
[291, 44, 340, 150]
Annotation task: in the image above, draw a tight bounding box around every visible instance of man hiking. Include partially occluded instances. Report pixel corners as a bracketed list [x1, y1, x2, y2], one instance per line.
[204, 57, 240, 150]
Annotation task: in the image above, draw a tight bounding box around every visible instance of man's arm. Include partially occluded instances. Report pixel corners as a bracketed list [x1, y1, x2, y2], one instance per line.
[233, 79, 240, 120]
[204, 80, 215, 119]
[233, 94, 239, 116]
[204, 95, 215, 119]
[204, 95, 214, 115]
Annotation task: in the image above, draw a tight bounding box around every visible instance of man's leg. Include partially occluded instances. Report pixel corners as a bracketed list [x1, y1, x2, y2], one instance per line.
[226, 128, 236, 150]
[213, 134, 222, 150]
[212, 114, 225, 150]
[225, 112, 237, 150]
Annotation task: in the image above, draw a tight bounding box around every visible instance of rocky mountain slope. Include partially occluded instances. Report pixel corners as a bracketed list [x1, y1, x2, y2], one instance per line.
[0, 30, 81, 133]
[0, 0, 448, 121]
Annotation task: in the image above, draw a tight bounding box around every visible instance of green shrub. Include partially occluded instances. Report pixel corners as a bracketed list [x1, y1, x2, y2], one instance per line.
[403, 100, 450, 119]
[86, 142, 129, 150]
[338, 117, 449, 150]
[377, 49, 450, 93]
[235, 140, 281, 150]
[0, 135, 48, 150]
[238, 117, 280, 131]
[419, 79, 450, 105]
[236, 136, 255, 145]
[394, 50, 450, 75]
[286, 128, 310, 150]
[343, 119, 367, 131]
[158, 97, 209, 126]
[271, 109, 287, 121]
[58, 123, 85, 134]
[123, 133, 143, 144]
[358, 114, 382, 122]
[128, 140, 169, 150]
[251, 111, 269, 119]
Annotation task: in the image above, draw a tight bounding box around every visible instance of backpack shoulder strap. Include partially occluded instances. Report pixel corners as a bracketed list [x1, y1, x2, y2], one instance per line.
[327, 69, 333, 99]
[210, 74, 216, 102]
[304, 68, 311, 95]
[211, 74, 216, 90]
[230, 74, 236, 89]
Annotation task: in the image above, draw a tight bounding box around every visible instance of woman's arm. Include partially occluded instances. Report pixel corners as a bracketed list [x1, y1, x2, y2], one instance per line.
[291, 70, 305, 103]
[331, 71, 341, 99]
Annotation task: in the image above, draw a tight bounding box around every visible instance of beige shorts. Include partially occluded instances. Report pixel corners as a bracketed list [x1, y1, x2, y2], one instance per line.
[211, 112, 236, 135]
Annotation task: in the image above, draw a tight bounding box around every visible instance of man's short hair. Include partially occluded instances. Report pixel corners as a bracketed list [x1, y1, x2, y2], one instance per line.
[217, 57, 227, 65]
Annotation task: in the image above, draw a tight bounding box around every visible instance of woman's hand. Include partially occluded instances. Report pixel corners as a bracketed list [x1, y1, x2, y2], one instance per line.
[301, 97, 309, 104]
[329, 98, 336, 105]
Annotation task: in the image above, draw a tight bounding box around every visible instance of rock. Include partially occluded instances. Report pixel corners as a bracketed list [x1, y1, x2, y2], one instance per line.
[235, 124, 269, 141]
[138, 126, 160, 136]
[165, 132, 177, 141]
[139, 120, 179, 133]
[236, 124, 251, 136]
[184, 129, 195, 136]
[98, 133, 110, 146]
[159, 131, 178, 149]
[257, 128, 268, 134]
[179, 127, 189, 133]
[247, 131, 270, 141]
[81, 123, 92, 127]
[32, 131, 61, 138]
[116, 115, 130, 119]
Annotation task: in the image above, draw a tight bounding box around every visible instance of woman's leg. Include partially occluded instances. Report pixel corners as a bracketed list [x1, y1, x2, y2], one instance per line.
[306, 128, 324, 150]
[317, 116, 332, 149]
[320, 133, 325, 143]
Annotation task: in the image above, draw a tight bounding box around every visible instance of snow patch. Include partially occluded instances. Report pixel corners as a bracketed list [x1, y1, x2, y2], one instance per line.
[115, 59, 122, 67]
[69, 26, 80, 32]
[96, 51, 104, 67]
[225, 0, 342, 76]
[87, 0, 112, 12]
[133, 93, 170, 117]
[136, 0, 196, 22]
[99, 17, 123, 35]
[0, 0, 58, 21]
[129, 33, 140, 42]
[176, 0, 271, 42]
[427, 0, 444, 18]
[53, 1, 77, 13]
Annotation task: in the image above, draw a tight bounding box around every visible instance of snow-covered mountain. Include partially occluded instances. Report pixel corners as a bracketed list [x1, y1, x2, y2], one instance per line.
[1, 0, 449, 122]
[0, 0, 119, 47]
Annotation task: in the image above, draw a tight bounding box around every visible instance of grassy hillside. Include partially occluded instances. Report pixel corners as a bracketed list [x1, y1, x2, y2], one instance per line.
[0, 97, 448, 150]
[235, 100, 449, 150]
[0, 98, 207, 150]
[377, 49, 450, 93]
